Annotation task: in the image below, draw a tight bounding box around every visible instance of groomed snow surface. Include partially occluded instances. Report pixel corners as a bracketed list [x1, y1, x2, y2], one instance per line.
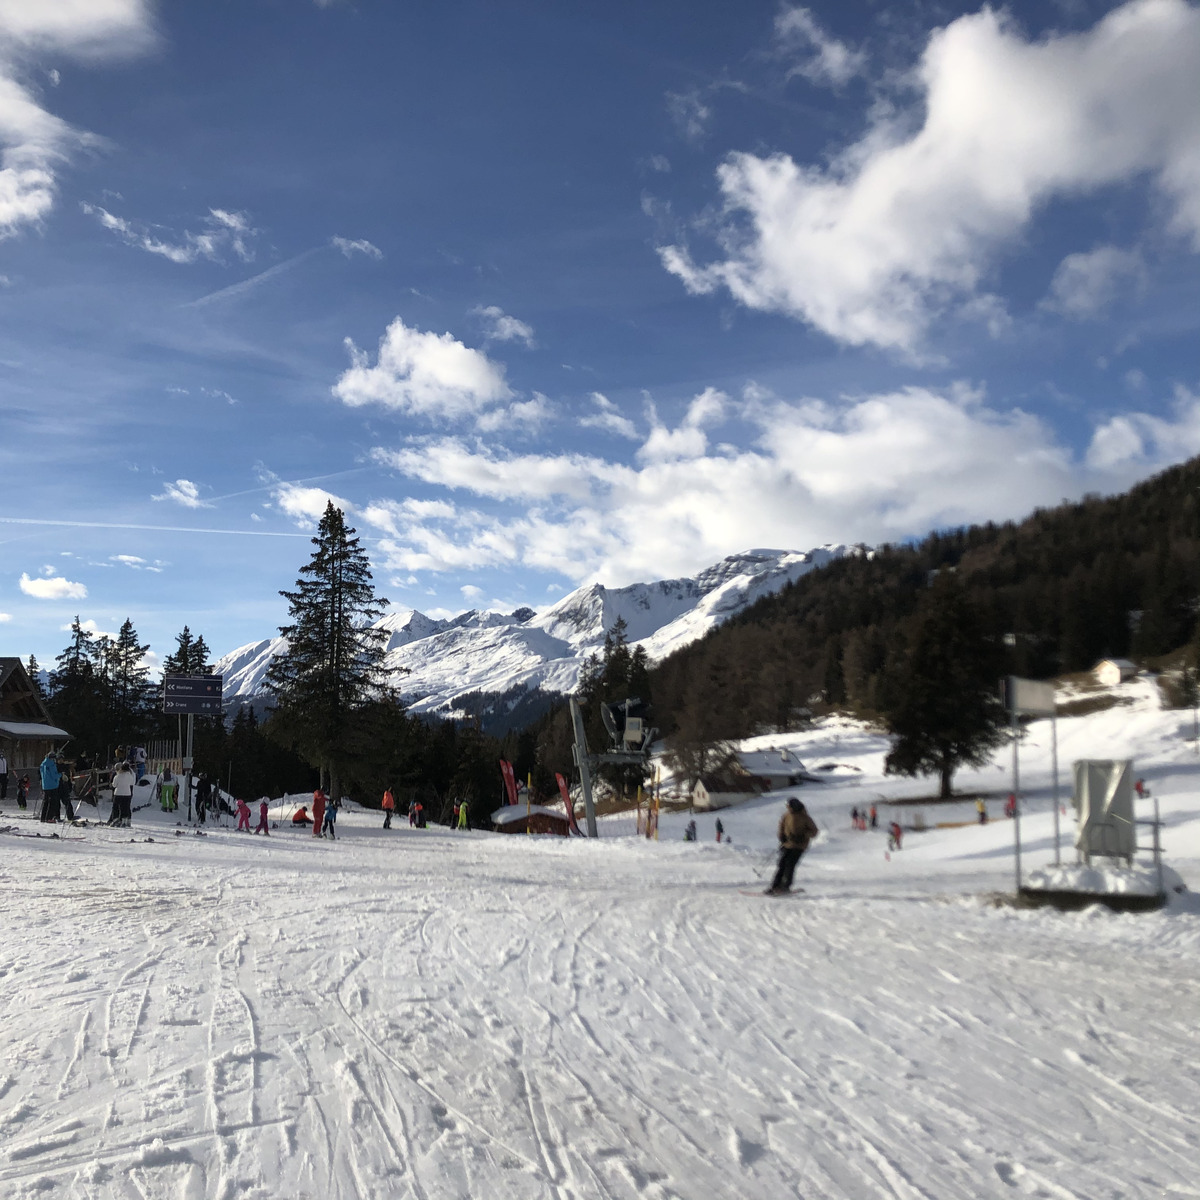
[2, 675, 1198, 1199]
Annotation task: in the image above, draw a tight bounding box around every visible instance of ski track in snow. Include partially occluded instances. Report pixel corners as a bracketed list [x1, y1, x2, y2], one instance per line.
[0, 803, 1197, 1200]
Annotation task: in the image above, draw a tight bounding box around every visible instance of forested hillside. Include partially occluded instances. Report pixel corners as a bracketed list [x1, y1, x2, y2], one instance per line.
[649, 456, 1200, 750]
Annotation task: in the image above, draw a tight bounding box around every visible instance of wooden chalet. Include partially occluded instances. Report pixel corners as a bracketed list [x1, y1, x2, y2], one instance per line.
[0, 658, 71, 774]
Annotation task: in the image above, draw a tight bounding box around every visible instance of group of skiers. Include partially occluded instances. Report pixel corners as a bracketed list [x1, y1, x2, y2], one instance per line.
[289, 788, 340, 838]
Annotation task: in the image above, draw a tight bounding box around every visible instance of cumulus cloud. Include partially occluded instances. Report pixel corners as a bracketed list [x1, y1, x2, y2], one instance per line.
[0, 612, 11, 621]
[362, 381, 1200, 586]
[0, 1, 151, 239]
[20, 571, 87, 600]
[1086, 385, 1200, 470]
[473, 304, 535, 347]
[82, 203, 256, 263]
[1043, 245, 1147, 318]
[580, 392, 639, 440]
[475, 392, 553, 433]
[663, 0, 1200, 352]
[272, 482, 354, 527]
[332, 235, 382, 259]
[153, 479, 210, 508]
[333, 317, 513, 420]
[774, 6, 865, 86]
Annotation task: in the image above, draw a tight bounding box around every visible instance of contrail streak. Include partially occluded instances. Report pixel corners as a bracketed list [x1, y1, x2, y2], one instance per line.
[0, 517, 310, 538]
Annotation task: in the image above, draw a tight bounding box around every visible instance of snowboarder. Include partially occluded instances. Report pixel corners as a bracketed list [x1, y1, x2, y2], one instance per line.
[715, 817, 724, 843]
[235, 798, 252, 831]
[254, 799, 270, 835]
[382, 787, 395, 829]
[292, 805, 312, 826]
[16, 773, 29, 810]
[322, 794, 338, 839]
[312, 788, 327, 838]
[976, 798, 988, 824]
[767, 797, 818, 895]
[887, 821, 903, 851]
[39, 751, 61, 823]
[457, 798, 470, 831]
[110, 760, 136, 827]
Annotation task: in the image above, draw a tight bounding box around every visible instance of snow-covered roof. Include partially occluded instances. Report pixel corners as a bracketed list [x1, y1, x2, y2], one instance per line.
[736, 748, 806, 775]
[491, 804, 569, 825]
[1095, 658, 1137, 671]
[0, 720, 72, 740]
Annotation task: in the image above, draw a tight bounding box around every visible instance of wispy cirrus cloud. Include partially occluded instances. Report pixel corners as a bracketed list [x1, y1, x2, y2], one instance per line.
[331, 235, 382, 259]
[82, 202, 256, 263]
[153, 479, 211, 509]
[473, 304, 535, 347]
[774, 7, 865, 87]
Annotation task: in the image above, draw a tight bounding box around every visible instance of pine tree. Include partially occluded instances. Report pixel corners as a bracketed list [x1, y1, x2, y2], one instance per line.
[26, 654, 44, 699]
[47, 617, 108, 753]
[110, 619, 151, 745]
[265, 502, 389, 803]
[884, 575, 1007, 798]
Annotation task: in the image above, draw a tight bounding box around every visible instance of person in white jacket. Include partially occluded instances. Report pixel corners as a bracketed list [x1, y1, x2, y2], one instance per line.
[110, 762, 137, 827]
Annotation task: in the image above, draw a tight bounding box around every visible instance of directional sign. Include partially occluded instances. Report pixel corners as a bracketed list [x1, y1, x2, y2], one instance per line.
[162, 674, 223, 714]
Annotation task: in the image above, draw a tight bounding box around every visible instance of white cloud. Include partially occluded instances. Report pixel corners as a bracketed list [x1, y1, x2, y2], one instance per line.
[20, 571, 87, 600]
[81, 203, 256, 263]
[333, 317, 513, 420]
[332, 235, 382, 259]
[663, 0, 1200, 352]
[153, 479, 211, 509]
[475, 392, 553, 433]
[363, 381, 1200, 587]
[774, 6, 865, 87]
[0, 612, 11, 622]
[272, 482, 354, 527]
[111, 554, 144, 566]
[1086, 385, 1200, 470]
[473, 304, 535, 347]
[638, 387, 728, 464]
[1043, 245, 1147, 318]
[666, 89, 711, 142]
[580, 391, 639, 440]
[0, 1, 153, 55]
[460, 584, 484, 601]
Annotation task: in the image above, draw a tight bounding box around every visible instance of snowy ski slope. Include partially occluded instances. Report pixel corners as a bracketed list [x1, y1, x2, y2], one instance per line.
[0, 677, 1197, 1198]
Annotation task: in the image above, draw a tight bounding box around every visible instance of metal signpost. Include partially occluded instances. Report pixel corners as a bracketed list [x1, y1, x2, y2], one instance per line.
[1003, 676, 1059, 894]
[162, 675, 223, 821]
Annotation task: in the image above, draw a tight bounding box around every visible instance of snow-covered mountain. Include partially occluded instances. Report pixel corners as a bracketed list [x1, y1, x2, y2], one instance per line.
[214, 546, 862, 720]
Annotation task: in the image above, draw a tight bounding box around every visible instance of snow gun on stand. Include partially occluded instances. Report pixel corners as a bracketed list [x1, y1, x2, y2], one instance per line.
[569, 696, 657, 838]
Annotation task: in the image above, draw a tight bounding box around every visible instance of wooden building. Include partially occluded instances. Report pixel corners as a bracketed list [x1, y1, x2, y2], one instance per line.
[0, 658, 71, 774]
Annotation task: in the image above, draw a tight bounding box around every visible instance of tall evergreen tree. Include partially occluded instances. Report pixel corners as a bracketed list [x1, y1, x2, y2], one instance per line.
[110, 619, 151, 745]
[884, 575, 1007, 798]
[26, 654, 44, 699]
[48, 616, 108, 753]
[265, 502, 388, 802]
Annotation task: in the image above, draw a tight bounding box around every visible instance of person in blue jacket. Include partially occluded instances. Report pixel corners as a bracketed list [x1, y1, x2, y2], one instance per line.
[39, 751, 60, 823]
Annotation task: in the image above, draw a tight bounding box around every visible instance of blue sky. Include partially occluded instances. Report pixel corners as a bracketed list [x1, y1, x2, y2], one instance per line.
[2, 0, 1200, 672]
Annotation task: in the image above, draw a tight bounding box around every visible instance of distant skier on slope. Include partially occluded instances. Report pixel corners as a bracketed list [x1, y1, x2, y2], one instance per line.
[254, 799, 270, 835]
[312, 788, 327, 838]
[196, 774, 211, 825]
[292, 805, 312, 827]
[458, 798, 470, 831]
[382, 787, 395, 829]
[322, 793, 339, 839]
[767, 797, 818, 895]
[236, 798, 252, 832]
[715, 817, 724, 843]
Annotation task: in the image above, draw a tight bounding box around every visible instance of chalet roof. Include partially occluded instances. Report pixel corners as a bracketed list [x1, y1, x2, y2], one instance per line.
[0, 720, 72, 740]
[0, 657, 57, 728]
[1095, 658, 1137, 671]
[491, 804, 569, 825]
[736, 747, 807, 776]
[698, 772, 765, 796]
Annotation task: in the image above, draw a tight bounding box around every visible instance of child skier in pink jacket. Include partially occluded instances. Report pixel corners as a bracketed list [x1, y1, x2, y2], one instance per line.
[236, 798, 251, 832]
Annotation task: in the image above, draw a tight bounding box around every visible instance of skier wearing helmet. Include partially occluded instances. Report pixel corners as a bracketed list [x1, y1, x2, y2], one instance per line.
[767, 796, 818, 895]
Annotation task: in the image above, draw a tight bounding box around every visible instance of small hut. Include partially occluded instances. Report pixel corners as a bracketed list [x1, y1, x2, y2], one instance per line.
[0, 658, 71, 776]
[491, 804, 571, 835]
[1094, 658, 1137, 687]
